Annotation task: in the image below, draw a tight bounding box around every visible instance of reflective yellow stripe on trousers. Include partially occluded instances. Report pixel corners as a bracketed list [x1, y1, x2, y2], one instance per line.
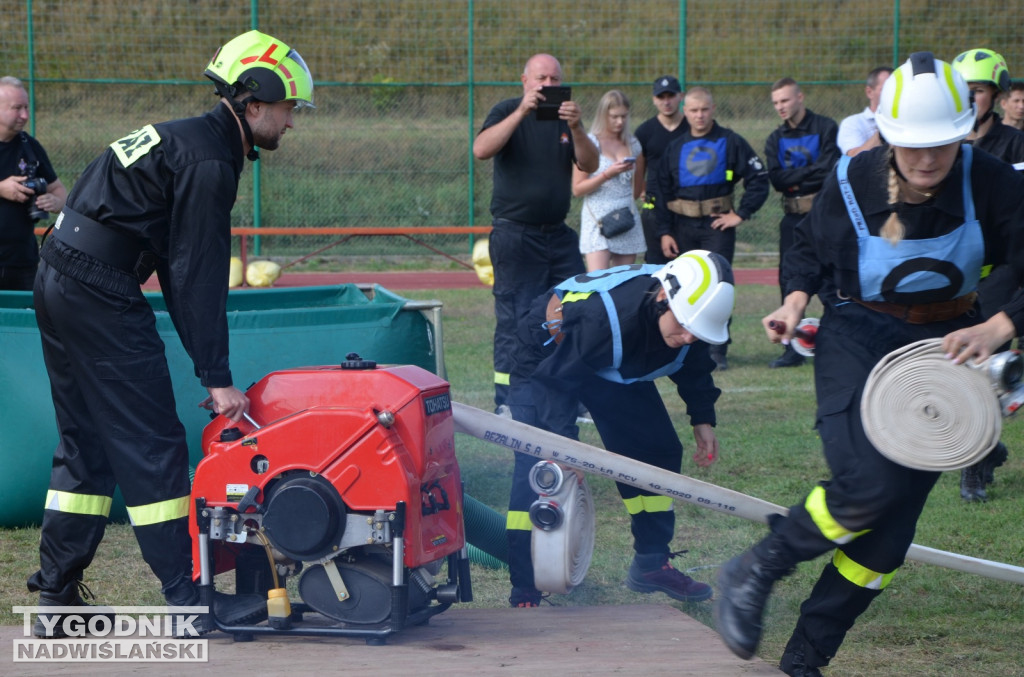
[44, 490, 112, 517]
[622, 495, 673, 515]
[805, 486, 870, 544]
[833, 550, 896, 590]
[507, 510, 532, 532]
[126, 495, 190, 527]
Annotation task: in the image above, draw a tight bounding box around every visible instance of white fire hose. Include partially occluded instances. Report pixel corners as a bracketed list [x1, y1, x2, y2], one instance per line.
[862, 338, 1003, 471]
[528, 461, 595, 594]
[452, 402, 1024, 586]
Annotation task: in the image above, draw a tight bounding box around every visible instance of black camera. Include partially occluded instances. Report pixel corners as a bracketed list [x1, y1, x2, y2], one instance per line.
[22, 162, 49, 222]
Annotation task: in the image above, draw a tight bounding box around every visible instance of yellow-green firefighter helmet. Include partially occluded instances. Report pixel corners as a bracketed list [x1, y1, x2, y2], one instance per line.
[205, 30, 314, 107]
[953, 48, 1012, 92]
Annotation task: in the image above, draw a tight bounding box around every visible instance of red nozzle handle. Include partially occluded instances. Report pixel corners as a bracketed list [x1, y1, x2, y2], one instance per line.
[769, 320, 815, 342]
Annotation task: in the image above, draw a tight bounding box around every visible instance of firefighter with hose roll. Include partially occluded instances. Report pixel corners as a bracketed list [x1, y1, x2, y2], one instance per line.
[714, 53, 1024, 675]
[504, 250, 734, 608]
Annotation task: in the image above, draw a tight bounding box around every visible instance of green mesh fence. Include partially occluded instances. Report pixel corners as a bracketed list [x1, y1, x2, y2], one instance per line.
[7, 0, 1024, 266]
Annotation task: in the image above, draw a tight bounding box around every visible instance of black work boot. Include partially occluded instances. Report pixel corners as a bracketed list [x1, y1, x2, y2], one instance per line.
[626, 552, 713, 602]
[164, 578, 267, 637]
[980, 442, 1009, 487]
[960, 463, 987, 502]
[33, 579, 113, 638]
[714, 536, 796, 660]
[779, 634, 827, 676]
[709, 345, 729, 372]
[769, 344, 805, 369]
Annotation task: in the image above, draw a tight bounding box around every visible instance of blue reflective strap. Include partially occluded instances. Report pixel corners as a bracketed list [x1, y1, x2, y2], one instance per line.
[961, 144, 974, 222]
[837, 155, 869, 238]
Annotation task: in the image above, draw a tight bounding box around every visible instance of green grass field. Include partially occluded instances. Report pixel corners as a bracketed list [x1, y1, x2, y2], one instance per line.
[2, 283, 1022, 676]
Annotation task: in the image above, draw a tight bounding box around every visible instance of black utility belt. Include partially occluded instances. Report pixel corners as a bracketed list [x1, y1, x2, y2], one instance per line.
[51, 208, 157, 282]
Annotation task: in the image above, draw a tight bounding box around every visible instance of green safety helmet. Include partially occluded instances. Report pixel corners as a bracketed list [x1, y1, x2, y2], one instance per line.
[652, 249, 735, 345]
[876, 52, 974, 148]
[205, 30, 314, 108]
[953, 48, 1012, 92]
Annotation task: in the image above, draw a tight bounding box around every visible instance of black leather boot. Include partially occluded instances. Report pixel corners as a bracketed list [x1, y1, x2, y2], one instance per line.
[714, 535, 796, 659]
[33, 579, 113, 638]
[769, 344, 805, 368]
[164, 577, 267, 637]
[779, 634, 827, 676]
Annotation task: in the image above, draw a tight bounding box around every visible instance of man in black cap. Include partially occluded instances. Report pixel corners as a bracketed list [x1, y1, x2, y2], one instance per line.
[635, 75, 689, 264]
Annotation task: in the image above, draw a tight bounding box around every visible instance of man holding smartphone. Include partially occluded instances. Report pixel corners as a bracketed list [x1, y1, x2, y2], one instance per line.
[473, 53, 598, 418]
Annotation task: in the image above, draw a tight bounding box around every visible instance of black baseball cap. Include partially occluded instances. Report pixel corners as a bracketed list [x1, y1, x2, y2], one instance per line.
[653, 75, 682, 96]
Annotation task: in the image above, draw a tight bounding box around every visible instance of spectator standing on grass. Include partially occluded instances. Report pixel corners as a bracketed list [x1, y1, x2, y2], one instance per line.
[654, 86, 770, 371]
[715, 53, 1024, 676]
[999, 81, 1024, 131]
[573, 89, 644, 272]
[28, 30, 314, 638]
[764, 77, 840, 369]
[837, 66, 893, 157]
[473, 53, 598, 415]
[0, 76, 66, 290]
[635, 75, 689, 265]
[505, 251, 733, 608]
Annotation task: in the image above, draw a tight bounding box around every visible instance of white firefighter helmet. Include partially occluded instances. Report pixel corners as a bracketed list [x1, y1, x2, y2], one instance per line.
[876, 51, 974, 148]
[652, 250, 734, 345]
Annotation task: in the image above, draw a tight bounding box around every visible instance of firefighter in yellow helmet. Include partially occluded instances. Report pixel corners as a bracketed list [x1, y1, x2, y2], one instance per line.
[28, 30, 313, 638]
[952, 48, 1022, 501]
[952, 48, 1024, 165]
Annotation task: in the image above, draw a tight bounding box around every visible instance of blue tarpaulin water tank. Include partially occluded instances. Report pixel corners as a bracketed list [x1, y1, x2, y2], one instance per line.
[0, 284, 443, 527]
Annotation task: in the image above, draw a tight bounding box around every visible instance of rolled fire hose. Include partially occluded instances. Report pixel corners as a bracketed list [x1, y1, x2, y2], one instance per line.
[452, 401, 1024, 586]
[529, 461, 595, 594]
[861, 338, 1001, 471]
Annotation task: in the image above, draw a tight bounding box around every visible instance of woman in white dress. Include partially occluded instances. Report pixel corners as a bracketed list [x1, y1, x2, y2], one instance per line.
[573, 90, 645, 271]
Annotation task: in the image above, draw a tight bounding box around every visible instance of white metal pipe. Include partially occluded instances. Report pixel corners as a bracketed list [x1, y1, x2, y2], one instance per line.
[452, 402, 1024, 585]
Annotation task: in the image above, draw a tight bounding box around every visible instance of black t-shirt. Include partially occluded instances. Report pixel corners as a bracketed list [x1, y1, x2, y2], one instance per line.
[970, 113, 1024, 166]
[635, 115, 690, 195]
[0, 133, 58, 266]
[480, 97, 577, 225]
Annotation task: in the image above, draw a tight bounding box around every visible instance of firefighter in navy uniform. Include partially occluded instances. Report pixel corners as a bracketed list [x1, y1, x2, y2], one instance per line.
[953, 48, 1024, 167]
[951, 47, 1024, 500]
[504, 251, 735, 607]
[655, 86, 769, 370]
[714, 54, 1024, 676]
[28, 31, 314, 637]
[764, 78, 840, 368]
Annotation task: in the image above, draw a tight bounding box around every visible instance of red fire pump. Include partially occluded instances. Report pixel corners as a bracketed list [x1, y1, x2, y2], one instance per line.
[189, 355, 472, 643]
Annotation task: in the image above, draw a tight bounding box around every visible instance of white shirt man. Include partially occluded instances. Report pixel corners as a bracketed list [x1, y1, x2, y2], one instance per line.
[837, 67, 893, 156]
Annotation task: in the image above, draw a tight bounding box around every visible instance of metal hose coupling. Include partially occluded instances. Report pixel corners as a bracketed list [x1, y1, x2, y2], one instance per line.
[861, 338, 1014, 471]
[527, 461, 595, 594]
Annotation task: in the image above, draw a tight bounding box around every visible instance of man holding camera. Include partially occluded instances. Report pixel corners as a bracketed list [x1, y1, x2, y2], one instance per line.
[473, 53, 598, 415]
[0, 76, 66, 290]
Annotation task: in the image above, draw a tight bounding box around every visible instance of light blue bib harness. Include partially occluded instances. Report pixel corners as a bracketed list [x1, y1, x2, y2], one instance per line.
[551, 265, 690, 384]
[836, 144, 983, 303]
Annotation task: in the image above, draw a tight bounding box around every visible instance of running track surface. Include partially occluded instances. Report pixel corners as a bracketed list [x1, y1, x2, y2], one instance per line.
[149, 268, 778, 292]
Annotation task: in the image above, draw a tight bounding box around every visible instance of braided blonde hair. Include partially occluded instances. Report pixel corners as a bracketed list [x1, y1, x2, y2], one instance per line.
[881, 147, 905, 244]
